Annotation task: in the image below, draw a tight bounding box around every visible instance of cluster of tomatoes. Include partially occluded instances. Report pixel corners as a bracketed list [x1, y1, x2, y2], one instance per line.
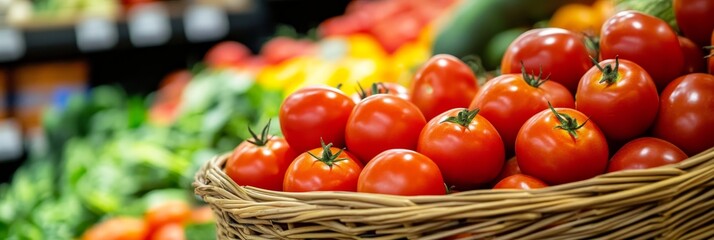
[224, 9, 714, 195]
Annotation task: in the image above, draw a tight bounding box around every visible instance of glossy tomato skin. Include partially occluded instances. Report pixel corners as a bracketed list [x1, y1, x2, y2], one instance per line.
[516, 108, 609, 185]
[674, 0, 714, 47]
[410, 54, 479, 121]
[600, 11, 684, 91]
[350, 82, 410, 103]
[652, 73, 714, 155]
[495, 156, 521, 183]
[224, 136, 298, 191]
[493, 174, 548, 190]
[358, 149, 445, 196]
[469, 74, 574, 153]
[417, 108, 504, 190]
[575, 58, 659, 143]
[607, 137, 688, 172]
[283, 147, 362, 192]
[501, 28, 592, 93]
[280, 86, 355, 153]
[345, 95, 426, 163]
[678, 36, 706, 74]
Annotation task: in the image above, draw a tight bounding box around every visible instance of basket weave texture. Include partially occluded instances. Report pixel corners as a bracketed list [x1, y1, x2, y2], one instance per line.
[194, 147, 714, 240]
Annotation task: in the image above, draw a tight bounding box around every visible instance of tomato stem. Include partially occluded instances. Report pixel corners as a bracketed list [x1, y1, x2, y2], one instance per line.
[461, 55, 488, 80]
[356, 82, 390, 100]
[584, 33, 600, 61]
[520, 61, 549, 88]
[246, 119, 273, 146]
[547, 102, 589, 140]
[592, 55, 620, 85]
[441, 108, 480, 127]
[307, 138, 347, 167]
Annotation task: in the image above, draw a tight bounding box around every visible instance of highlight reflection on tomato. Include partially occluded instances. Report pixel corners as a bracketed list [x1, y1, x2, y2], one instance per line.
[493, 174, 548, 190]
[608, 137, 688, 172]
[358, 149, 445, 196]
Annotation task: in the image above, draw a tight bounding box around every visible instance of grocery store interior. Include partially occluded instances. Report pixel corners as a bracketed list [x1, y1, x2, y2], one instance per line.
[1, 0, 713, 239]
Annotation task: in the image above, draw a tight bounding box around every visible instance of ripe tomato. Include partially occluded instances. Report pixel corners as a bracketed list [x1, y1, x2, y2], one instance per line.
[225, 122, 297, 191]
[652, 73, 714, 155]
[495, 156, 521, 183]
[204, 41, 251, 69]
[709, 31, 714, 75]
[410, 54, 479, 121]
[469, 70, 574, 153]
[81, 217, 148, 240]
[516, 105, 609, 185]
[679, 36, 706, 74]
[600, 11, 684, 91]
[674, 0, 714, 47]
[261, 37, 316, 65]
[283, 141, 363, 192]
[351, 82, 410, 103]
[370, 14, 423, 53]
[358, 149, 445, 196]
[493, 174, 548, 190]
[145, 201, 192, 231]
[149, 223, 184, 240]
[501, 28, 591, 93]
[279, 86, 355, 154]
[417, 108, 504, 190]
[607, 137, 688, 172]
[345, 94, 426, 162]
[575, 57, 659, 143]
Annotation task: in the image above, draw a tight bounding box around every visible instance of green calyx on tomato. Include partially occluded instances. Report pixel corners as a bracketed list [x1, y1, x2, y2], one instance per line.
[591, 55, 620, 85]
[461, 55, 488, 80]
[548, 102, 590, 139]
[307, 138, 347, 168]
[246, 119, 273, 146]
[356, 82, 390, 100]
[441, 108, 480, 127]
[520, 61, 549, 88]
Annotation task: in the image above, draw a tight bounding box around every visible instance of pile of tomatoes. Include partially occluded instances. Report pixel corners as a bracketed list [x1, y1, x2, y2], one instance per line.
[224, 9, 714, 196]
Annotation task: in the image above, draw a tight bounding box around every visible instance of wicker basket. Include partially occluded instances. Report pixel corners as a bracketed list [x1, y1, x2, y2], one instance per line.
[194, 147, 714, 239]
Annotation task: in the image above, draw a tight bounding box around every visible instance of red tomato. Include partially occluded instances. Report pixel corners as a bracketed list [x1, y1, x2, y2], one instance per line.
[652, 73, 714, 156]
[411, 54, 479, 121]
[204, 41, 251, 69]
[144, 201, 192, 231]
[345, 94, 426, 163]
[493, 174, 548, 190]
[370, 14, 423, 53]
[679, 36, 706, 74]
[279, 86, 355, 154]
[600, 11, 684, 91]
[607, 137, 688, 172]
[283, 141, 363, 192]
[495, 156, 521, 182]
[261, 37, 315, 65]
[351, 82, 410, 103]
[82, 217, 148, 240]
[575, 57, 659, 143]
[225, 122, 298, 191]
[516, 105, 609, 185]
[469, 71, 574, 153]
[709, 31, 714, 75]
[358, 149, 445, 196]
[417, 108, 505, 190]
[501, 28, 592, 93]
[149, 223, 184, 240]
[319, 15, 369, 37]
[674, 0, 714, 47]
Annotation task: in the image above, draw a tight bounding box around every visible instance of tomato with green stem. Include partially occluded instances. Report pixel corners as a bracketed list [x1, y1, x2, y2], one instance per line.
[351, 82, 409, 103]
[279, 85, 355, 153]
[493, 174, 548, 190]
[607, 137, 688, 172]
[345, 94, 426, 163]
[417, 108, 504, 190]
[600, 11, 684, 91]
[516, 103, 609, 185]
[283, 139, 363, 192]
[358, 149, 445, 196]
[469, 63, 574, 154]
[410, 54, 479, 121]
[652, 73, 714, 156]
[575, 57, 659, 143]
[501, 28, 592, 93]
[225, 120, 297, 191]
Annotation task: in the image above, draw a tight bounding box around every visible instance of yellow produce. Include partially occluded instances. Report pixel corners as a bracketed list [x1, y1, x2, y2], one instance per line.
[549, 4, 600, 35]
